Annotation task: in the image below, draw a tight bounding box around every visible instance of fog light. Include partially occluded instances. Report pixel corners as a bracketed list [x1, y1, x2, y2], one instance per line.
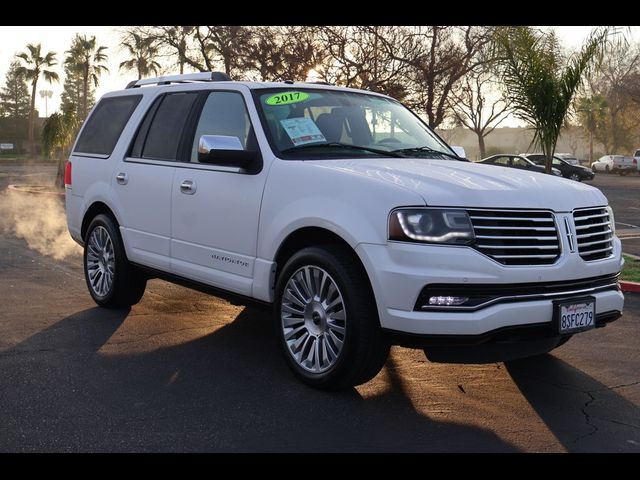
[428, 296, 469, 306]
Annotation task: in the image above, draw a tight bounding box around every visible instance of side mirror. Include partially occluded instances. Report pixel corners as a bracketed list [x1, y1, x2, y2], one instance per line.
[451, 146, 466, 158]
[198, 135, 257, 168]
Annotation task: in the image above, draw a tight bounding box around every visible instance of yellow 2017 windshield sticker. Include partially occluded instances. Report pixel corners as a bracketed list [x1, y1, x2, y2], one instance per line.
[265, 91, 310, 106]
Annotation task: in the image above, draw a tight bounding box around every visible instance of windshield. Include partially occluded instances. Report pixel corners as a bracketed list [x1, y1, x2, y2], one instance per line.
[254, 88, 454, 159]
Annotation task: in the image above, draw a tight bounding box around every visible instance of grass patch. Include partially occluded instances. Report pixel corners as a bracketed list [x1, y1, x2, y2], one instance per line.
[622, 254, 640, 283]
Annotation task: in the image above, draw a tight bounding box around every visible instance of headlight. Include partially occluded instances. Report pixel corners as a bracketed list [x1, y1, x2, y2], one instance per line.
[606, 205, 616, 235]
[389, 208, 475, 245]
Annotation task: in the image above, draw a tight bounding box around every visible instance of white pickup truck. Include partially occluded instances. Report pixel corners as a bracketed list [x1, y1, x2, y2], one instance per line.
[613, 155, 638, 175]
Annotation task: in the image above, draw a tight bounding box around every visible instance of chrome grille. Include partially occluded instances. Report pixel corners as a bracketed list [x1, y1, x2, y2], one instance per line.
[468, 209, 560, 265]
[573, 207, 613, 261]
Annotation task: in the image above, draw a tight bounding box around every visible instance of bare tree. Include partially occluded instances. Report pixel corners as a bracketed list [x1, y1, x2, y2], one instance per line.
[448, 68, 510, 158]
[243, 26, 325, 82]
[128, 26, 196, 74]
[397, 26, 495, 128]
[589, 36, 640, 152]
[317, 26, 416, 99]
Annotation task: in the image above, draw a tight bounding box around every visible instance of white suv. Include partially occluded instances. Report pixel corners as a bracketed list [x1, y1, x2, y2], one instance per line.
[65, 72, 624, 389]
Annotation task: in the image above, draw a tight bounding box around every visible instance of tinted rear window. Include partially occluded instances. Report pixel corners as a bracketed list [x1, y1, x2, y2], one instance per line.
[74, 95, 141, 155]
[141, 92, 198, 160]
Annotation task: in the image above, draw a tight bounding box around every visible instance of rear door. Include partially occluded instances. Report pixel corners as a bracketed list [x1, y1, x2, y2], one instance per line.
[115, 91, 199, 270]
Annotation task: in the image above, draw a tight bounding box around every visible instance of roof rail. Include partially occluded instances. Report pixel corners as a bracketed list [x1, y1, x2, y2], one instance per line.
[126, 71, 232, 89]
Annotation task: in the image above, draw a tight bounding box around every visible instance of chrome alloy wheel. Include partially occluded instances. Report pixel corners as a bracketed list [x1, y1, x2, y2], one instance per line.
[280, 266, 347, 373]
[570, 173, 580, 181]
[86, 226, 115, 297]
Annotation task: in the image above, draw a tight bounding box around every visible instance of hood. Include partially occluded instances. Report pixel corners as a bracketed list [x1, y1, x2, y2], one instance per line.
[311, 158, 607, 211]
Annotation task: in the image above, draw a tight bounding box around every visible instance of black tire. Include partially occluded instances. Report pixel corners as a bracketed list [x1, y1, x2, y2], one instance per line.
[605, 165, 610, 173]
[83, 214, 147, 308]
[569, 173, 581, 182]
[274, 245, 390, 390]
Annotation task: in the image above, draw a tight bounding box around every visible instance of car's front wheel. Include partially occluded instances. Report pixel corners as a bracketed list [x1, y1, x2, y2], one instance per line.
[274, 245, 390, 390]
[84, 214, 147, 308]
[569, 173, 581, 181]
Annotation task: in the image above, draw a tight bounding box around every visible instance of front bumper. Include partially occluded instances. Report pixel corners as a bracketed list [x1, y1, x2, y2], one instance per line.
[356, 238, 625, 336]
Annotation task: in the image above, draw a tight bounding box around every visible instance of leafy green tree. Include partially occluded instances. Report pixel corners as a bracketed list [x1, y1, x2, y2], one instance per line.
[0, 60, 31, 152]
[15, 43, 59, 156]
[60, 56, 93, 116]
[64, 34, 109, 120]
[42, 106, 80, 188]
[0, 60, 31, 119]
[119, 31, 162, 78]
[494, 26, 610, 173]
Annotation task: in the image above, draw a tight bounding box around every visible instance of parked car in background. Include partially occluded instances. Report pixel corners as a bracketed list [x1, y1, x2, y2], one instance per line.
[554, 153, 580, 165]
[478, 154, 562, 176]
[591, 155, 616, 173]
[523, 153, 595, 182]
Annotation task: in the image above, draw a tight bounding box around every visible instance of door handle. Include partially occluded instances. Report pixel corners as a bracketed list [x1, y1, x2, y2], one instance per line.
[116, 172, 128, 185]
[180, 180, 196, 195]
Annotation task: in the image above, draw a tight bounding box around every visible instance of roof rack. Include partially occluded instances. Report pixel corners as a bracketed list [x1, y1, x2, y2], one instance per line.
[125, 71, 232, 89]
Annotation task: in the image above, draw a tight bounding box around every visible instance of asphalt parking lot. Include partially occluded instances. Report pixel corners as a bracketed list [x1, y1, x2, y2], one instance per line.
[0, 164, 639, 452]
[591, 172, 640, 257]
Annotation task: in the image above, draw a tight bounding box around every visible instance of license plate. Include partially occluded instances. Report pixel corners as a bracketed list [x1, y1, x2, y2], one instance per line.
[554, 297, 596, 334]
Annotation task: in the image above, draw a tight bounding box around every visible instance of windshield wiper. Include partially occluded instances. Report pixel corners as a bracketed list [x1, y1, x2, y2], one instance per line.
[392, 146, 469, 161]
[281, 142, 403, 157]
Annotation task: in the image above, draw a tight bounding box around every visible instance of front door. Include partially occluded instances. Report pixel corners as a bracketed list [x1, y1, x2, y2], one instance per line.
[170, 90, 267, 296]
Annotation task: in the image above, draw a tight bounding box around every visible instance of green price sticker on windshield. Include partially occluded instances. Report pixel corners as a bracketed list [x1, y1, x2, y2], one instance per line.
[265, 91, 309, 106]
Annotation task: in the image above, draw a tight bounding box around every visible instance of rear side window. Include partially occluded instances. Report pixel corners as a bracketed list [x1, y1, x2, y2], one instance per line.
[74, 95, 141, 155]
[132, 92, 198, 161]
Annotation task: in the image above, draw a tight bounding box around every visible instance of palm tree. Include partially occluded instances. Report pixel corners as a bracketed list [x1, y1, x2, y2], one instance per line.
[119, 32, 162, 79]
[65, 34, 109, 120]
[15, 44, 59, 156]
[494, 27, 610, 173]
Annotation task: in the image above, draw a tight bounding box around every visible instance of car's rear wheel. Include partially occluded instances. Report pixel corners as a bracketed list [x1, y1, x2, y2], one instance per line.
[274, 245, 390, 390]
[84, 214, 147, 308]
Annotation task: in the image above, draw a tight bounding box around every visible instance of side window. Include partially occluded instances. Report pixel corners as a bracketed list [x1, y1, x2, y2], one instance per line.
[512, 157, 529, 168]
[190, 91, 251, 162]
[131, 92, 198, 161]
[74, 95, 141, 156]
[493, 156, 510, 166]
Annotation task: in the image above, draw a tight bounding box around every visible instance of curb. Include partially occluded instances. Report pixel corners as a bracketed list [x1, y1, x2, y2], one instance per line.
[7, 184, 65, 198]
[620, 281, 640, 293]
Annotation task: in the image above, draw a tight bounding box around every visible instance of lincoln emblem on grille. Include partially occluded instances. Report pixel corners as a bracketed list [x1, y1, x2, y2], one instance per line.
[563, 216, 575, 253]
